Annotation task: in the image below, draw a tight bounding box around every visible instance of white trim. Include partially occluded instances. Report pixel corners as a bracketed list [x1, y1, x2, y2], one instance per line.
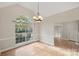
[40, 40, 54, 46]
[0, 38, 38, 52]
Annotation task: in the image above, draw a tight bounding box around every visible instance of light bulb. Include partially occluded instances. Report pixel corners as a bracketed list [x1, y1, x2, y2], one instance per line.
[33, 16, 43, 22]
[38, 16, 43, 20]
[33, 16, 37, 19]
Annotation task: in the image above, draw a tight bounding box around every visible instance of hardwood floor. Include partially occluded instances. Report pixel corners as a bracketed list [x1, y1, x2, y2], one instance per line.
[54, 37, 79, 52]
[1, 42, 78, 56]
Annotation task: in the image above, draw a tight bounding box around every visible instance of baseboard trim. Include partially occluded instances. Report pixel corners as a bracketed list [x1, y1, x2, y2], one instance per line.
[1, 40, 38, 53]
[1, 40, 54, 53]
[40, 41, 54, 46]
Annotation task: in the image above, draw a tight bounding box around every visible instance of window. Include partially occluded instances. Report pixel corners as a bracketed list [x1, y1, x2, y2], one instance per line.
[15, 16, 33, 44]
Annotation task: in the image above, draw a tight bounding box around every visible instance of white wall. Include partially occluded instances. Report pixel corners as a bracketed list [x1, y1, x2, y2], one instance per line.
[0, 4, 39, 51]
[40, 19, 54, 45]
[61, 21, 79, 42]
[48, 7, 79, 23]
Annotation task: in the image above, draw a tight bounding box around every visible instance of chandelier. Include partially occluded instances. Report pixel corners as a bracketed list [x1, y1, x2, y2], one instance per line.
[33, 2, 43, 22]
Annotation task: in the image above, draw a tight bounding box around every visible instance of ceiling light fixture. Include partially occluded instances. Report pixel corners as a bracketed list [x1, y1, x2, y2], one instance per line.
[33, 2, 43, 22]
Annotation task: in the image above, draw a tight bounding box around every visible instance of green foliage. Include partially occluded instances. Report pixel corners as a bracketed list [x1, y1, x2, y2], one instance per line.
[16, 15, 32, 24]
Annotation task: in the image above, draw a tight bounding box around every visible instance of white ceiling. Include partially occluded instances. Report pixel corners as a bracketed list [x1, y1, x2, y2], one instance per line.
[0, 2, 79, 17]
